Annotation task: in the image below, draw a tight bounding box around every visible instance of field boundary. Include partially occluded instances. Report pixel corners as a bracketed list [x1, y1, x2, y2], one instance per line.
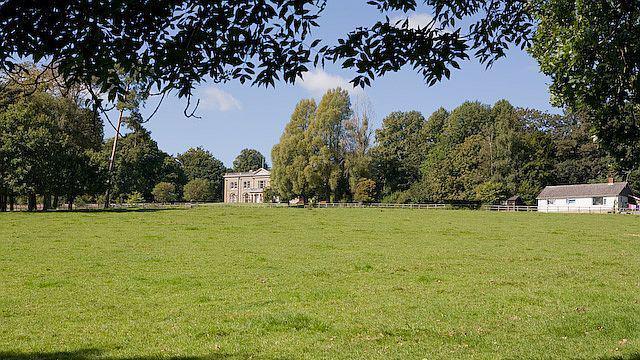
[4, 201, 639, 214]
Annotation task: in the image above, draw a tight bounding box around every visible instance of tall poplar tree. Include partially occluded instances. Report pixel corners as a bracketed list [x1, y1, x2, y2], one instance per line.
[271, 99, 316, 201]
[304, 88, 352, 202]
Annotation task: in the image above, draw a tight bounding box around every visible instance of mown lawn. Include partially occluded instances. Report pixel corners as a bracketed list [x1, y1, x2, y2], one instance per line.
[0, 206, 639, 359]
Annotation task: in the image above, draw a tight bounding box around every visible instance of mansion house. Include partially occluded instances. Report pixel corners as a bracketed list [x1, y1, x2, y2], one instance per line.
[223, 168, 271, 203]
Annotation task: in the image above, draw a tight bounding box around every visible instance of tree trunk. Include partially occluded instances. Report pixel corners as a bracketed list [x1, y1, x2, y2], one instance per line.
[42, 193, 50, 211]
[27, 194, 37, 212]
[104, 108, 125, 209]
[0, 194, 6, 212]
[67, 196, 74, 211]
[53, 195, 59, 209]
[9, 196, 14, 211]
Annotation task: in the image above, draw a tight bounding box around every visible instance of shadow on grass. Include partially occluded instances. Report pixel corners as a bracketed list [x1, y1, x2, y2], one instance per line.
[6, 207, 192, 214]
[71, 207, 190, 214]
[0, 349, 288, 360]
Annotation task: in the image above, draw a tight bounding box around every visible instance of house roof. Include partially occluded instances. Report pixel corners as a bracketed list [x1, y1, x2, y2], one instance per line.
[223, 168, 270, 178]
[537, 182, 631, 199]
[507, 195, 522, 201]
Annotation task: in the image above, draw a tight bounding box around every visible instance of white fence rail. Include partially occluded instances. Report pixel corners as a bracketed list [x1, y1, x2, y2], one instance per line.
[314, 202, 450, 209]
[481, 205, 538, 212]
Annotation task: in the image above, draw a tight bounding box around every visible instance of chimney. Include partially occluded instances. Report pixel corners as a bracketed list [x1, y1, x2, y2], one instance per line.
[608, 176, 615, 185]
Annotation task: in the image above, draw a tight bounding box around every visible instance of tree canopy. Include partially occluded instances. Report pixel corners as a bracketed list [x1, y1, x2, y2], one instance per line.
[0, 0, 532, 101]
[101, 123, 184, 202]
[273, 88, 363, 202]
[0, 82, 104, 210]
[271, 92, 627, 205]
[530, 0, 640, 169]
[233, 149, 268, 172]
[370, 111, 427, 197]
[177, 147, 226, 202]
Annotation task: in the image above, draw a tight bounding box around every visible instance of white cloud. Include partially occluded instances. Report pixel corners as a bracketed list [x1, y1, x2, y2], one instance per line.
[297, 69, 363, 97]
[201, 86, 242, 112]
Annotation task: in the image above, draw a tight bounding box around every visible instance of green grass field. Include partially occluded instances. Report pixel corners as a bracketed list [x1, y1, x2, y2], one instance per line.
[1, 206, 639, 359]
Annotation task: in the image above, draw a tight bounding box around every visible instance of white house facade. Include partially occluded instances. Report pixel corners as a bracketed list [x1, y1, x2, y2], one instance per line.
[223, 168, 271, 203]
[537, 181, 633, 213]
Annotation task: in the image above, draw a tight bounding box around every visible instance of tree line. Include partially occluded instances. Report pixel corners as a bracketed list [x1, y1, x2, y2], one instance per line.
[2, 83, 637, 210]
[2, 0, 637, 176]
[271, 89, 638, 205]
[0, 80, 269, 211]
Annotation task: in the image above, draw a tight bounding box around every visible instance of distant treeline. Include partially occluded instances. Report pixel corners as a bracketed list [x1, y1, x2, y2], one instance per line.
[271, 89, 638, 205]
[0, 78, 268, 211]
[2, 80, 637, 211]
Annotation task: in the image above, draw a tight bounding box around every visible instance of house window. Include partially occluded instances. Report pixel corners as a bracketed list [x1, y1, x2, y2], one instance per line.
[567, 199, 576, 205]
[230, 181, 238, 189]
[258, 180, 265, 189]
[243, 181, 250, 189]
[548, 199, 555, 205]
[592, 197, 604, 205]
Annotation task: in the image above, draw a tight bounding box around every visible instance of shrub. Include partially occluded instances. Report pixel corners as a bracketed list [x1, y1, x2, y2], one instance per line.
[126, 191, 144, 205]
[262, 187, 278, 203]
[381, 190, 413, 204]
[152, 182, 177, 203]
[353, 179, 377, 203]
[474, 181, 507, 204]
[183, 178, 214, 202]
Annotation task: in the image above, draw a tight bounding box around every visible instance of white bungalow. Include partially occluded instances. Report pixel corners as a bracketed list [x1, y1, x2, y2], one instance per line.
[537, 179, 633, 213]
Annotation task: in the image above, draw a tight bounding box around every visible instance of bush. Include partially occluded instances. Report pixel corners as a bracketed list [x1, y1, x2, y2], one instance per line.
[381, 190, 412, 204]
[262, 187, 278, 203]
[126, 191, 144, 204]
[152, 182, 177, 203]
[474, 181, 507, 204]
[353, 179, 377, 203]
[183, 178, 214, 202]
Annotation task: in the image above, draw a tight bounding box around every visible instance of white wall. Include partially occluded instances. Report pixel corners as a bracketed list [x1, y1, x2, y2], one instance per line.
[537, 196, 623, 213]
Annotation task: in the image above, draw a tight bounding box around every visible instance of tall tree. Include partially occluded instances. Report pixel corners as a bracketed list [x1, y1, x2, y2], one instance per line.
[176, 147, 226, 202]
[103, 75, 151, 208]
[370, 111, 427, 197]
[233, 149, 268, 172]
[304, 88, 352, 201]
[271, 99, 316, 201]
[102, 121, 176, 202]
[344, 97, 374, 193]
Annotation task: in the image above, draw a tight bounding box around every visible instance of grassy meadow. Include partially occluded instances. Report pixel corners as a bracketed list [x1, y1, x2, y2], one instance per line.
[1, 206, 639, 359]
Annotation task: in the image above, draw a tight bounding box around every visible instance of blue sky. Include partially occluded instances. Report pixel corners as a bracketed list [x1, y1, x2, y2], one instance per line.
[105, 2, 558, 167]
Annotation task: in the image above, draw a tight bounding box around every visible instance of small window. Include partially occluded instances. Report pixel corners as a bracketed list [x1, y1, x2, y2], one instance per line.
[548, 199, 555, 205]
[592, 197, 604, 205]
[567, 199, 576, 205]
[243, 181, 251, 189]
[230, 181, 238, 189]
[258, 180, 265, 189]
